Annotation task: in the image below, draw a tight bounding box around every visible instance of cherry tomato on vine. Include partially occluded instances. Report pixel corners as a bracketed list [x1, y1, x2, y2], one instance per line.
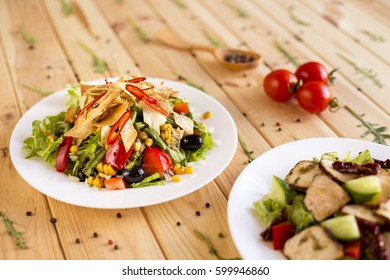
[295, 62, 329, 84]
[296, 81, 333, 113]
[263, 69, 297, 102]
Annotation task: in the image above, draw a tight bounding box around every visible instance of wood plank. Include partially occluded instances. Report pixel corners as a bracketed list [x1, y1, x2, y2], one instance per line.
[0, 0, 64, 259]
[301, 0, 390, 67]
[199, 0, 389, 145]
[250, 0, 390, 116]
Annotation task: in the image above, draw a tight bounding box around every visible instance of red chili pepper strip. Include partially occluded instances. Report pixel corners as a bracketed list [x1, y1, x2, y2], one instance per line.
[124, 77, 146, 83]
[125, 84, 169, 117]
[107, 110, 132, 145]
[55, 136, 73, 172]
[76, 92, 106, 118]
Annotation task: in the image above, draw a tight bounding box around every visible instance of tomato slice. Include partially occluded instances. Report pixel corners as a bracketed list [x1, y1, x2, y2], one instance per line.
[142, 147, 173, 176]
[55, 137, 73, 172]
[104, 177, 126, 190]
[271, 221, 294, 250]
[173, 102, 190, 115]
[343, 239, 363, 259]
[104, 141, 132, 170]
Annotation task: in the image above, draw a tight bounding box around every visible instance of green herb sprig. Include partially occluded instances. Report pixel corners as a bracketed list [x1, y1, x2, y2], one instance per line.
[275, 39, 300, 67]
[22, 84, 53, 96]
[194, 229, 241, 260]
[288, 6, 310, 26]
[337, 53, 383, 88]
[172, 0, 187, 9]
[345, 105, 389, 145]
[0, 211, 26, 249]
[18, 26, 36, 45]
[358, 29, 385, 43]
[174, 72, 207, 93]
[238, 133, 255, 164]
[60, 0, 73, 16]
[78, 42, 108, 74]
[127, 17, 149, 43]
[202, 30, 224, 49]
[225, 1, 248, 18]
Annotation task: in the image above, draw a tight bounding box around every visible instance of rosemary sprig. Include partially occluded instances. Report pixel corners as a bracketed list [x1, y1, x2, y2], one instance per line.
[171, 0, 187, 9]
[345, 105, 389, 145]
[175, 73, 207, 93]
[78, 42, 108, 74]
[225, 0, 248, 18]
[238, 133, 255, 164]
[194, 230, 241, 260]
[0, 211, 26, 249]
[275, 39, 300, 67]
[358, 29, 385, 43]
[22, 84, 53, 96]
[127, 17, 149, 43]
[18, 25, 36, 45]
[60, 0, 73, 16]
[202, 30, 224, 49]
[288, 6, 310, 26]
[337, 53, 383, 88]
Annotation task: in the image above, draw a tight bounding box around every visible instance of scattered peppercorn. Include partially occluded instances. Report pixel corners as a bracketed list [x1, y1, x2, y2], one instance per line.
[277, 127, 282, 132]
[50, 217, 57, 224]
[223, 52, 255, 64]
[46, 75, 51, 79]
[93, 232, 98, 238]
[114, 244, 119, 250]
[108, 239, 113, 245]
[46, 65, 52, 69]
[75, 238, 81, 244]
[195, 211, 201, 216]
[28, 45, 34, 50]
[176, 221, 181, 226]
[276, 122, 281, 126]
[205, 202, 211, 208]
[296, 118, 301, 123]
[116, 212, 122, 219]
[260, 122, 265, 127]
[218, 232, 224, 238]
[26, 211, 32, 216]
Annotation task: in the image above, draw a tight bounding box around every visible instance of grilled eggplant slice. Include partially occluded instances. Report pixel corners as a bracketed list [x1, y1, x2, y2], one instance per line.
[319, 159, 359, 185]
[383, 232, 390, 260]
[376, 200, 390, 222]
[285, 160, 324, 192]
[304, 174, 350, 221]
[341, 204, 385, 225]
[283, 225, 344, 260]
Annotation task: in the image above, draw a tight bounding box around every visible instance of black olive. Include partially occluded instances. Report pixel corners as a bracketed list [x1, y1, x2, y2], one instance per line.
[180, 134, 203, 151]
[122, 166, 146, 184]
[77, 171, 88, 182]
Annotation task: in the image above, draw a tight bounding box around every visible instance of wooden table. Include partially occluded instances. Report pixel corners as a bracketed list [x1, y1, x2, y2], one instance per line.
[1, 0, 389, 260]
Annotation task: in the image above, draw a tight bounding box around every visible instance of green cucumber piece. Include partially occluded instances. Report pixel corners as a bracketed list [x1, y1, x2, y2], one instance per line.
[267, 176, 296, 208]
[343, 175, 381, 204]
[321, 215, 360, 241]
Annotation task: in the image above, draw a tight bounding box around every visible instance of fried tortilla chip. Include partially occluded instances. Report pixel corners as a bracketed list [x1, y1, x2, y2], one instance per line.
[93, 103, 128, 127]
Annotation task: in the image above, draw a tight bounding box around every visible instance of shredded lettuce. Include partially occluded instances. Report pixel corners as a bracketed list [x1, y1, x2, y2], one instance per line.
[65, 84, 81, 109]
[131, 173, 164, 188]
[253, 198, 283, 228]
[352, 149, 374, 165]
[286, 194, 315, 232]
[23, 112, 71, 165]
[184, 132, 213, 162]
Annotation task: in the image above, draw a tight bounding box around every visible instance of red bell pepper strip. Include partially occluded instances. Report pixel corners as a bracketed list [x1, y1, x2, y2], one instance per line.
[107, 110, 132, 145]
[76, 92, 106, 118]
[55, 136, 73, 172]
[125, 84, 169, 117]
[271, 221, 294, 250]
[343, 239, 363, 259]
[125, 77, 146, 83]
[104, 141, 132, 170]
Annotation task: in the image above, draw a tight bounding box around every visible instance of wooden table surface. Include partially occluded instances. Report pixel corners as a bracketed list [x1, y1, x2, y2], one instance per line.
[1, 0, 389, 260]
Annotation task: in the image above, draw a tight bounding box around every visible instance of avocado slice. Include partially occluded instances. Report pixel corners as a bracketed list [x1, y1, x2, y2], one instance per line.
[321, 215, 361, 241]
[343, 175, 382, 204]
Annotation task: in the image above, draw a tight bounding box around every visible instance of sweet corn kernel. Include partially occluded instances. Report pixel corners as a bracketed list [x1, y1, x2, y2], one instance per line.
[203, 111, 212, 119]
[160, 123, 172, 131]
[93, 177, 104, 188]
[133, 141, 142, 152]
[47, 135, 56, 141]
[96, 162, 104, 173]
[172, 175, 182, 182]
[103, 164, 109, 175]
[106, 165, 117, 176]
[172, 164, 181, 173]
[185, 166, 194, 174]
[98, 172, 108, 179]
[145, 138, 153, 147]
[174, 167, 186, 175]
[138, 131, 148, 140]
[70, 145, 78, 153]
[166, 137, 175, 145]
[87, 176, 94, 186]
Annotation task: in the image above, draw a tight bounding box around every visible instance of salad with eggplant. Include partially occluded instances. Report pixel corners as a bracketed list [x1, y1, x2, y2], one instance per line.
[23, 76, 213, 190]
[253, 150, 390, 260]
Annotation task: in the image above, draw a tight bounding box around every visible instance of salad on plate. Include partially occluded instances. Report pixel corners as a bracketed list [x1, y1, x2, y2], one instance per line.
[22, 76, 213, 190]
[253, 149, 390, 260]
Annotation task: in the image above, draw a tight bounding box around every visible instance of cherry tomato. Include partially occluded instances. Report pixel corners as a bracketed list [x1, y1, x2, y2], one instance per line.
[104, 141, 132, 170]
[295, 62, 329, 84]
[173, 102, 190, 115]
[55, 136, 73, 172]
[296, 81, 332, 113]
[263, 69, 297, 102]
[142, 147, 173, 176]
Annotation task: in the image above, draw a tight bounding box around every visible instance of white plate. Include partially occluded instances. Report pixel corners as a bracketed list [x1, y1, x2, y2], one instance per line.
[10, 77, 237, 209]
[228, 137, 390, 260]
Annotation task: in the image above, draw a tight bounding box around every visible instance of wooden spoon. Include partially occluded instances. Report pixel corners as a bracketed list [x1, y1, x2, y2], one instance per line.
[156, 28, 261, 71]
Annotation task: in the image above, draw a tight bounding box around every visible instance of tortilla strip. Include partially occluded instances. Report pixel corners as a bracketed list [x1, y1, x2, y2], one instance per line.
[121, 119, 137, 152]
[173, 112, 194, 135]
[93, 103, 128, 127]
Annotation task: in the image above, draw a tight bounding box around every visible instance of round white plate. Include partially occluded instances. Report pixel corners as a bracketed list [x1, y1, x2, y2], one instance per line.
[10, 77, 237, 209]
[227, 137, 390, 260]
